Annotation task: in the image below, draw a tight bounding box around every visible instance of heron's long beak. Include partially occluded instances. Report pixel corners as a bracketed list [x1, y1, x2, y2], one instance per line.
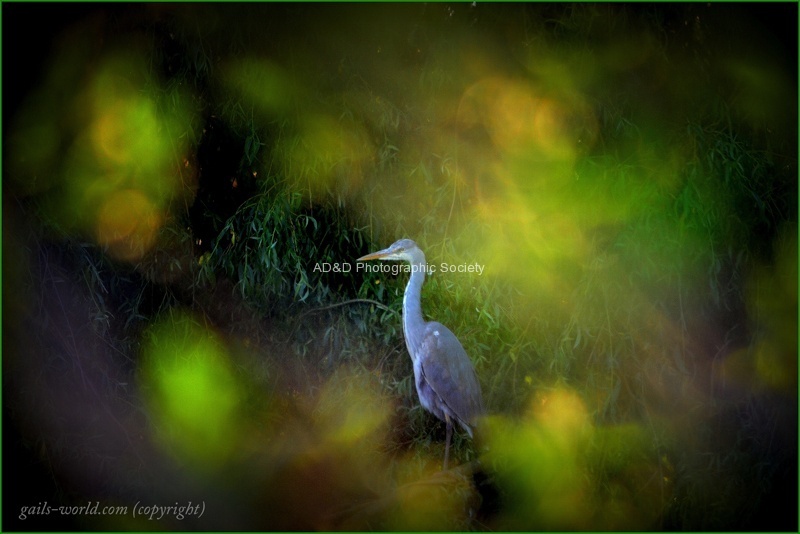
[356, 247, 393, 261]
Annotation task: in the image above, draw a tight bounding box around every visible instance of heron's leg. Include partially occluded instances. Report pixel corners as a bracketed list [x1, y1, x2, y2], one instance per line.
[444, 414, 452, 471]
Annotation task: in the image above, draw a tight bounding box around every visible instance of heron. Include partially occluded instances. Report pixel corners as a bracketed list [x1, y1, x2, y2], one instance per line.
[357, 239, 483, 470]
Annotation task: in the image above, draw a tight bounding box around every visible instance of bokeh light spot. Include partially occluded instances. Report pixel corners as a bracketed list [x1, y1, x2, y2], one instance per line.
[96, 189, 162, 261]
[314, 370, 390, 452]
[223, 58, 295, 116]
[747, 225, 798, 391]
[140, 311, 243, 470]
[279, 113, 373, 199]
[8, 46, 199, 262]
[485, 388, 592, 530]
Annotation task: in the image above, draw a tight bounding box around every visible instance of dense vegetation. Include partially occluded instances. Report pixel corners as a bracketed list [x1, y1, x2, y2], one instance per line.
[4, 4, 796, 531]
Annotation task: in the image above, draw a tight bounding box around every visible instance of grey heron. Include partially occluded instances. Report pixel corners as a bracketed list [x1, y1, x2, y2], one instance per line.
[357, 239, 483, 470]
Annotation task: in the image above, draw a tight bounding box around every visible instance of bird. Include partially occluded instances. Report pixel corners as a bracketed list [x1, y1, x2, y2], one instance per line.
[357, 238, 483, 470]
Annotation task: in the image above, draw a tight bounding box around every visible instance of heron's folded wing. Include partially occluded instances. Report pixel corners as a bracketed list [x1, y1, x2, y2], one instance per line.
[418, 321, 484, 434]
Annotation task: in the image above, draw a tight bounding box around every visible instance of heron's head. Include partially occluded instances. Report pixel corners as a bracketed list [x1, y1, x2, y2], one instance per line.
[357, 238, 424, 264]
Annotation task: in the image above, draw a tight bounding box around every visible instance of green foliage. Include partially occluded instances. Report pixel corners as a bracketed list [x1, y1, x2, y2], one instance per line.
[197, 185, 368, 315]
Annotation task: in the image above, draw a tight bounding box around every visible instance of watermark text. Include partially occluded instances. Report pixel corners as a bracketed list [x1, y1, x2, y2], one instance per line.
[18, 501, 205, 522]
[313, 262, 485, 276]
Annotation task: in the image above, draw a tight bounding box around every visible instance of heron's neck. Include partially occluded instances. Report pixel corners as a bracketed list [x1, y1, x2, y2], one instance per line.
[402, 258, 427, 361]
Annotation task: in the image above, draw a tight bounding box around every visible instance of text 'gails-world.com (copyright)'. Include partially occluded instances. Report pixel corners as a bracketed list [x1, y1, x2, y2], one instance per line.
[18, 501, 205, 521]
